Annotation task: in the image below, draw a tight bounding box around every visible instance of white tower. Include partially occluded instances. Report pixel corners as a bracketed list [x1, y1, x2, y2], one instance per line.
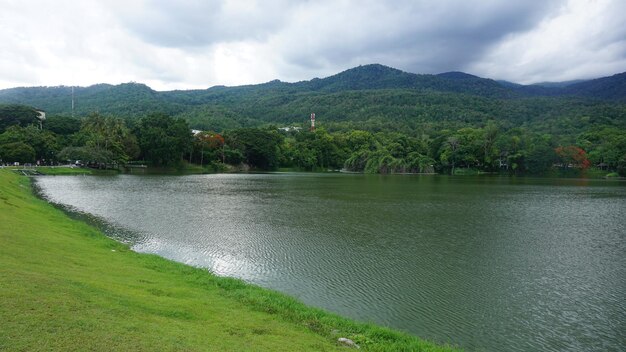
[36, 110, 46, 130]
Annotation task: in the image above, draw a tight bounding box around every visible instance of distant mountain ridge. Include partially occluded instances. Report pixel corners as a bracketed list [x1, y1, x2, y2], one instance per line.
[532, 79, 588, 88]
[560, 72, 626, 100]
[275, 64, 515, 97]
[0, 64, 624, 122]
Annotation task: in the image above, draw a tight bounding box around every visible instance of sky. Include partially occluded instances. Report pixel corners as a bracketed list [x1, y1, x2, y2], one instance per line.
[1, 0, 625, 91]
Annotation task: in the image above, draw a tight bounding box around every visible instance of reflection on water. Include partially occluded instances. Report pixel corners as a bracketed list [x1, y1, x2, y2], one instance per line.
[36, 173, 626, 352]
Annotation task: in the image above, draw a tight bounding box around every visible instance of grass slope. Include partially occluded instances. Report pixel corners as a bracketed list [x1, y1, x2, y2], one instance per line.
[0, 170, 459, 351]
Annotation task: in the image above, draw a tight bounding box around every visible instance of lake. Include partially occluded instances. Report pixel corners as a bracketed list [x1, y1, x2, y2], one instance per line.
[35, 173, 625, 352]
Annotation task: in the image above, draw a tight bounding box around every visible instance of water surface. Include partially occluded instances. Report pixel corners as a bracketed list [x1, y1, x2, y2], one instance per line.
[36, 173, 626, 351]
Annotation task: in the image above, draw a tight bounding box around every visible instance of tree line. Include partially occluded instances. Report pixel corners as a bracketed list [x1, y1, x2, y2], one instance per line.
[1, 104, 624, 176]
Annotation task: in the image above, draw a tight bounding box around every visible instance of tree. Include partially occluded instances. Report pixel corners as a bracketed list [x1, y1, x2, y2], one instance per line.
[0, 125, 59, 162]
[345, 130, 376, 151]
[555, 145, 590, 169]
[494, 129, 530, 173]
[406, 152, 435, 173]
[225, 128, 283, 170]
[56, 146, 115, 165]
[526, 142, 556, 174]
[454, 128, 483, 169]
[618, 154, 626, 176]
[0, 104, 40, 132]
[578, 126, 626, 171]
[344, 149, 371, 172]
[194, 131, 225, 166]
[481, 121, 499, 170]
[441, 136, 460, 174]
[137, 113, 192, 166]
[74, 113, 139, 166]
[0, 142, 35, 163]
[364, 150, 403, 174]
[290, 129, 346, 170]
[44, 115, 81, 135]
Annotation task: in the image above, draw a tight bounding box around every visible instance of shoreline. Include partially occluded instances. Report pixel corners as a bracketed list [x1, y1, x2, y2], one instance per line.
[3, 164, 624, 184]
[0, 169, 459, 351]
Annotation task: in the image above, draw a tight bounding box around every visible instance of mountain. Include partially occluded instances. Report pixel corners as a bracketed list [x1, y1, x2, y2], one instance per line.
[162, 64, 515, 98]
[304, 64, 418, 91]
[561, 72, 626, 100]
[434, 71, 515, 97]
[294, 64, 515, 97]
[0, 83, 179, 117]
[0, 64, 624, 130]
[531, 80, 587, 88]
[495, 74, 626, 99]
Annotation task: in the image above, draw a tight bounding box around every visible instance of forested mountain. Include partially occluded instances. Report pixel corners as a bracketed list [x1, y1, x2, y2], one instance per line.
[498, 73, 626, 99]
[1, 64, 624, 122]
[0, 83, 178, 117]
[561, 72, 626, 100]
[0, 63, 624, 143]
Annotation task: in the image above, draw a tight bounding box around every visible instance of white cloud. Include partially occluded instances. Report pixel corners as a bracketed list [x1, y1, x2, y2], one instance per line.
[0, 0, 623, 90]
[468, 0, 626, 83]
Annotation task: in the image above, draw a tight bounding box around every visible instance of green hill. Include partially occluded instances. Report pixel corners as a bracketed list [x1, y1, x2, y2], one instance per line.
[0, 64, 624, 135]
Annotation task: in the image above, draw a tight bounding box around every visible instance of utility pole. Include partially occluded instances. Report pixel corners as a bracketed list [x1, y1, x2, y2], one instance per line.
[71, 86, 75, 117]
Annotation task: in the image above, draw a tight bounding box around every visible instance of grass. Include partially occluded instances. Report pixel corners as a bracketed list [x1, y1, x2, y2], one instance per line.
[35, 166, 95, 175]
[1, 166, 95, 175]
[0, 169, 459, 351]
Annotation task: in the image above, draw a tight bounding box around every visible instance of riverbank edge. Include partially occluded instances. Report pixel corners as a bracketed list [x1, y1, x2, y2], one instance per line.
[0, 169, 459, 352]
[6, 164, 622, 180]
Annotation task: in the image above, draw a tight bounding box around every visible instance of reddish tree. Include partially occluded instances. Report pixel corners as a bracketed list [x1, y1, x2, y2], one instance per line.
[555, 146, 591, 169]
[196, 132, 225, 166]
[205, 133, 225, 150]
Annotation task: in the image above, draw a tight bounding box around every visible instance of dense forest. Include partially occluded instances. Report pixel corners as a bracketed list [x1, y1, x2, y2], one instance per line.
[0, 64, 625, 176]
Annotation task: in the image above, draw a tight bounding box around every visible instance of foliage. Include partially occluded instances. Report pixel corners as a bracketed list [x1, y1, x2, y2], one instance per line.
[192, 131, 225, 166]
[56, 146, 116, 165]
[0, 142, 35, 163]
[283, 129, 346, 170]
[136, 113, 193, 166]
[77, 113, 138, 165]
[225, 128, 284, 169]
[0, 125, 59, 162]
[44, 115, 81, 135]
[0, 104, 40, 132]
[555, 145, 591, 169]
[3, 65, 624, 121]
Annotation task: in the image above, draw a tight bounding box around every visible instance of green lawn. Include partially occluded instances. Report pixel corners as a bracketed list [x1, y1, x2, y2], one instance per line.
[36, 166, 95, 175]
[2, 166, 94, 175]
[0, 169, 458, 351]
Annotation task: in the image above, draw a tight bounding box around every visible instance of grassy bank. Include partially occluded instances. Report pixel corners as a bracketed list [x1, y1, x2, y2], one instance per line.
[0, 169, 458, 351]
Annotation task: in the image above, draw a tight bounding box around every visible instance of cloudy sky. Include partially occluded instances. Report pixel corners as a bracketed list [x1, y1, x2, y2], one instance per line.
[1, 0, 625, 91]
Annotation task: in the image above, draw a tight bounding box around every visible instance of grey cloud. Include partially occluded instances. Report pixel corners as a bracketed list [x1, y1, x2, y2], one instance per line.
[275, 1, 561, 76]
[114, 0, 561, 74]
[117, 0, 296, 47]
